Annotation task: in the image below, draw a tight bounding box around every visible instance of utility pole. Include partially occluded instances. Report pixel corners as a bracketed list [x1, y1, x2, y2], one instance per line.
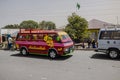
[116, 16, 119, 25]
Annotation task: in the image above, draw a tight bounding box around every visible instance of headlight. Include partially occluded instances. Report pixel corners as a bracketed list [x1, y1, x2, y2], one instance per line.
[72, 45, 75, 49]
[64, 48, 69, 52]
[16, 44, 19, 49]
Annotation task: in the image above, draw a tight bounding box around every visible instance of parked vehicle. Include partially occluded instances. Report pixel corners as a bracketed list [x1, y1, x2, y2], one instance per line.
[15, 29, 74, 59]
[95, 26, 120, 59]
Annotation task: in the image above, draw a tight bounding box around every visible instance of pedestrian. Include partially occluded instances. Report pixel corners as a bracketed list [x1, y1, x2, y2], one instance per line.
[87, 39, 91, 48]
[7, 35, 13, 50]
[82, 41, 85, 48]
[92, 39, 96, 48]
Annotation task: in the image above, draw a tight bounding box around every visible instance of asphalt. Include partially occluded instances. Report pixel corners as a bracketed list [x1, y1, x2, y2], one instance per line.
[0, 50, 120, 80]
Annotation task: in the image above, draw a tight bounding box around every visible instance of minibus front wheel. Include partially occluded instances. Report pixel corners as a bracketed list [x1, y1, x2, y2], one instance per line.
[48, 50, 57, 59]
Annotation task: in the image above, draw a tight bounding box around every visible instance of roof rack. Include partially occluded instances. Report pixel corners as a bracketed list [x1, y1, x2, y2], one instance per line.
[19, 29, 56, 34]
[103, 25, 120, 31]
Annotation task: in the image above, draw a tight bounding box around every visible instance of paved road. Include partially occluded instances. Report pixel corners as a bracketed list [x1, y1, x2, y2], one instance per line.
[0, 50, 120, 80]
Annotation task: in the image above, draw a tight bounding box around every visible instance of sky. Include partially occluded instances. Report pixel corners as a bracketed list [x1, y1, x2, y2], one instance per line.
[0, 0, 120, 28]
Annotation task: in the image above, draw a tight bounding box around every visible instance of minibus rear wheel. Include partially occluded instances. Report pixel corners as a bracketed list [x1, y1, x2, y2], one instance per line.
[20, 48, 28, 56]
[48, 50, 57, 59]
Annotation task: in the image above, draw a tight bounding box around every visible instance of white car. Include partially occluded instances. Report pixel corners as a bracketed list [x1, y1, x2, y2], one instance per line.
[95, 26, 120, 59]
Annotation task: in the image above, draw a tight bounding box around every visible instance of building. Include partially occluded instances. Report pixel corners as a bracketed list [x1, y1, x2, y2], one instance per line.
[88, 19, 114, 40]
[0, 29, 19, 43]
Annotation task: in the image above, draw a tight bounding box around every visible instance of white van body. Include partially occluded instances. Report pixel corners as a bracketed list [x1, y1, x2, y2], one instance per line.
[96, 26, 120, 59]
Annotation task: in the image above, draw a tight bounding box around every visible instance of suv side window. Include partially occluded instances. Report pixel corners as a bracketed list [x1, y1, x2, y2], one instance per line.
[99, 30, 120, 40]
[113, 31, 120, 40]
[99, 31, 112, 40]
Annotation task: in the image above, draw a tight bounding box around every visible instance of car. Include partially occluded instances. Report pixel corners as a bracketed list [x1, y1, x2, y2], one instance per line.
[15, 29, 74, 59]
[95, 26, 120, 59]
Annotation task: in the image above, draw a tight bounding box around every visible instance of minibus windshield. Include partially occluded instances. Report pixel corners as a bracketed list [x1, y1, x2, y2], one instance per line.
[60, 34, 72, 43]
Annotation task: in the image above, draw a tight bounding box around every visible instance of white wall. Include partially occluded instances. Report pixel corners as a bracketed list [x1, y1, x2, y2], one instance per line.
[1, 29, 19, 35]
[0, 29, 19, 43]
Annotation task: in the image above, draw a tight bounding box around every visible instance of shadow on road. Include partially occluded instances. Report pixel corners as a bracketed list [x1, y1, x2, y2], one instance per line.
[91, 53, 120, 61]
[10, 53, 72, 61]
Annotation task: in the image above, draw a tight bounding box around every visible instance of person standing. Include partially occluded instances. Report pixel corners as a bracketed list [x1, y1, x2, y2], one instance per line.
[87, 39, 91, 48]
[92, 39, 96, 48]
[8, 35, 13, 50]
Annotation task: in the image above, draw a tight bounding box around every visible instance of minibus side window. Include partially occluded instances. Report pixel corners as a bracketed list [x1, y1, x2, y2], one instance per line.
[48, 34, 61, 43]
[17, 34, 30, 41]
[17, 34, 25, 40]
[56, 36, 61, 42]
[31, 34, 38, 40]
[37, 34, 44, 40]
[26, 34, 31, 40]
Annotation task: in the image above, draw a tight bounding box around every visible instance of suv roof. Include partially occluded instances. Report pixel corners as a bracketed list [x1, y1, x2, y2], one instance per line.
[101, 25, 120, 31]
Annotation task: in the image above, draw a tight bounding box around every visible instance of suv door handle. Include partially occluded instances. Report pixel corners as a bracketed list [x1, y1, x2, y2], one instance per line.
[107, 41, 110, 44]
[113, 41, 116, 44]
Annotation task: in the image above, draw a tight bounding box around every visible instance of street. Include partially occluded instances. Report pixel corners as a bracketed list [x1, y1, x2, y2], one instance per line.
[0, 50, 120, 80]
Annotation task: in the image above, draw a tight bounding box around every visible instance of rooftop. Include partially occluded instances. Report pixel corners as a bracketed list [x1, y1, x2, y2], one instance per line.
[88, 19, 114, 29]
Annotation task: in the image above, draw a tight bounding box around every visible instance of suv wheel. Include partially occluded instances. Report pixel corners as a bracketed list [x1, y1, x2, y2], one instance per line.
[20, 48, 28, 56]
[109, 49, 119, 59]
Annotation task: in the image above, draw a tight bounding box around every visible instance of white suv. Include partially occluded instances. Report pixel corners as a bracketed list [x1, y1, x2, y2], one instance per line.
[95, 26, 120, 59]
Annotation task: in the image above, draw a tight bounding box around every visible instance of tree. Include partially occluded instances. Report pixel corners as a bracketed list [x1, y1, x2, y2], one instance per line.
[20, 20, 38, 29]
[39, 21, 56, 30]
[3, 24, 20, 29]
[65, 13, 89, 42]
[76, 3, 80, 10]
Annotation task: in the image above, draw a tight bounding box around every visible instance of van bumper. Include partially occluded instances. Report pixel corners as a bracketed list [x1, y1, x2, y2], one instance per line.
[63, 46, 74, 56]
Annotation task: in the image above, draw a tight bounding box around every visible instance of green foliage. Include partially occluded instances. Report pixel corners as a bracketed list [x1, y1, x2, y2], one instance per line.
[3, 20, 56, 29]
[20, 20, 38, 29]
[39, 21, 56, 30]
[76, 3, 80, 10]
[3, 24, 20, 29]
[65, 13, 89, 42]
